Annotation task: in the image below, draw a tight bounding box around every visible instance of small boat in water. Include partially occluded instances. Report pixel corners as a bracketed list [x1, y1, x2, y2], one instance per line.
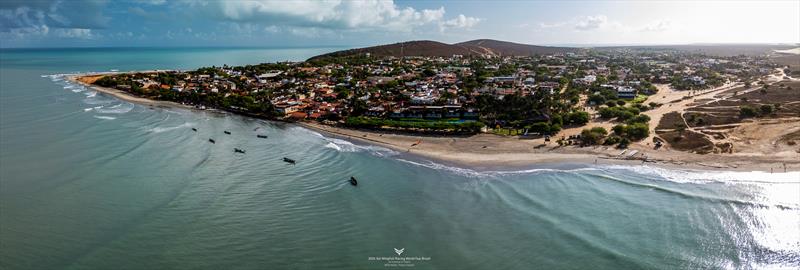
[257, 135, 268, 138]
[349, 176, 358, 186]
[224, 131, 231, 135]
[283, 157, 296, 164]
[192, 128, 197, 132]
[234, 148, 246, 154]
[209, 138, 215, 144]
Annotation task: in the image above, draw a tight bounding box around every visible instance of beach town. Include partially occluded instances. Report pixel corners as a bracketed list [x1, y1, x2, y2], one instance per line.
[74, 41, 800, 171]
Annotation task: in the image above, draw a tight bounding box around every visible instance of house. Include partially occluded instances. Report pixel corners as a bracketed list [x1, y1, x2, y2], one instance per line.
[616, 86, 636, 99]
[443, 105, 462, 118]
[288, 111, 307, 120]
[257, 71, 283, 83]
[274, 104, 300, 115]
[688, 76, 705, 85]
[462, 108, 479, 119]
[365, 106, 386, 117]
[485, 76, 516, 85]
[523, 77, 536, 86]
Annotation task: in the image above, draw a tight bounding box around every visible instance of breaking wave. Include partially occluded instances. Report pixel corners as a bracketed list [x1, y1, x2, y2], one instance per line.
[146, 122, 194, 134]
[93, 115, 116, 120]
[323, 137, 398, 157]
[600, 164, 800, 184]
[95, 103, 134, 114]
[395, 158, 600, 178]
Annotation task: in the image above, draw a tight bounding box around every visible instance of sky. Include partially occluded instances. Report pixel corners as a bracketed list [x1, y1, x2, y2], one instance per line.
[1, 0, 798, 48]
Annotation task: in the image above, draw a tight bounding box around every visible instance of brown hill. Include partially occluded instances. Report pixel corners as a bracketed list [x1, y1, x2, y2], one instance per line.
[309, 40, 476, 60]
[308, 39, 578, 60]
[456, 39, 579, 56]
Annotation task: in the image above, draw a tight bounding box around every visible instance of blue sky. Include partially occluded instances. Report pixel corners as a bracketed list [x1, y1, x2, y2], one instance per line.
[1, 0, 798, 48]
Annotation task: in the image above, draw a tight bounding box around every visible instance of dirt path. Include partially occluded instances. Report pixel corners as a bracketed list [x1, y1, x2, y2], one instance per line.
[641, 82, 743, 143]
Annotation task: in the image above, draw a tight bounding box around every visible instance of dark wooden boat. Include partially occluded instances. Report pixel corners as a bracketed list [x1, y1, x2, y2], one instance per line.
[224, 131, 231, 135]
[283, 157, 296, 164]
[192, 128, 197, 132]
[349, 177, 358, 186]
[234, 148, 246, 154]
[257, 135, 268, 138]
[209, 138, 215, 144]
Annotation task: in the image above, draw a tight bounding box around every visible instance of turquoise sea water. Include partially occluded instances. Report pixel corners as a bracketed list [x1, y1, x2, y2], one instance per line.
[1, 48, 799, 270]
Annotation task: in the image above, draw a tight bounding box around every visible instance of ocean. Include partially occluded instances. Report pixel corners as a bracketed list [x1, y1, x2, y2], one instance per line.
[1, 47, 798, 269]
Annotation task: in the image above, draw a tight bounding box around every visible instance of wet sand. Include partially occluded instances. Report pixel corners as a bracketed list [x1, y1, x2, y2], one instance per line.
[298, 122, 800, 172]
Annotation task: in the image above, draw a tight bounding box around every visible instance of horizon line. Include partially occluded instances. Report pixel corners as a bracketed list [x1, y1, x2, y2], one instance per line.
[2, 41, 798, 50]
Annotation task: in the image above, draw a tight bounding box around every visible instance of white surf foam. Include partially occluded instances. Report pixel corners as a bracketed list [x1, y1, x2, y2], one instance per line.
[395, 158, 599, 178]
[322, 137, 398, 157]
[95, 102, 133, 114]
[93, 115, 116, 120]
[146, 122, 194, 133]
[82, 95, 114, 105]
[600, 164, 800, 184]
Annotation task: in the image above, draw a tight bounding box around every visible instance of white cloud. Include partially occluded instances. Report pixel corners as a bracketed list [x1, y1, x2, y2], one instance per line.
[128, 7, 147, 17]
[53, 28, 93, 39]
[136, 0, 167, 5]
[574, 15, 607, 31]
[0, 0, 109, 41]
[640, 20, 671, 32]
[538, 22, 565, 29]
[439, 14, 481, 31]
[212, 0, 471, 33]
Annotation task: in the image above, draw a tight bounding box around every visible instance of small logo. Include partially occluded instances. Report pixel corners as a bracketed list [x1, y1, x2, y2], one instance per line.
[394, 248, 404, 256]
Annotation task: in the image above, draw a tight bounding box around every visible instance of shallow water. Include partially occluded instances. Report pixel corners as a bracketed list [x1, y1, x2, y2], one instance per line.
[1, 48, 799, 269]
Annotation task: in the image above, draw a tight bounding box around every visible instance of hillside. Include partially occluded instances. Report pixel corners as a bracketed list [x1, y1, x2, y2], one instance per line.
[308, 40, 476, 60]
[456, 39, 579, 56]
[308, 39, 578, 60]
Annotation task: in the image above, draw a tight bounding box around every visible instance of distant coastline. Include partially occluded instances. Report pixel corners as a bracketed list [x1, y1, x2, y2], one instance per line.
[70, 73, 195, 110]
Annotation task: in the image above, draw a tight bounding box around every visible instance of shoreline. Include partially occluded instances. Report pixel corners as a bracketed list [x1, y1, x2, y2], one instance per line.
[68, 73, 205, 111]
[68, 74, 799, 173]
[297, 122, 799, 173]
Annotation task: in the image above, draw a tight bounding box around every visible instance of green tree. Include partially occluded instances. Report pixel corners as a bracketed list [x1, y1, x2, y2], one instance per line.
[739, 105, 758, 118]
[566, 111, 590, 125]
[759, 104, 774, 115]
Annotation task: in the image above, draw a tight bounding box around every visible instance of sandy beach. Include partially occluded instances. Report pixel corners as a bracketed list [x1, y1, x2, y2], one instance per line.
[71, 73, 800, 173]
[68, 72, 196, 110]
[298, 121, 799, 172]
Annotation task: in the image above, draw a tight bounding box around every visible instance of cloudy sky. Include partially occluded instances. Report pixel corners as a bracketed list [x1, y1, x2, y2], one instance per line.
[1, 0, 798, 48]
